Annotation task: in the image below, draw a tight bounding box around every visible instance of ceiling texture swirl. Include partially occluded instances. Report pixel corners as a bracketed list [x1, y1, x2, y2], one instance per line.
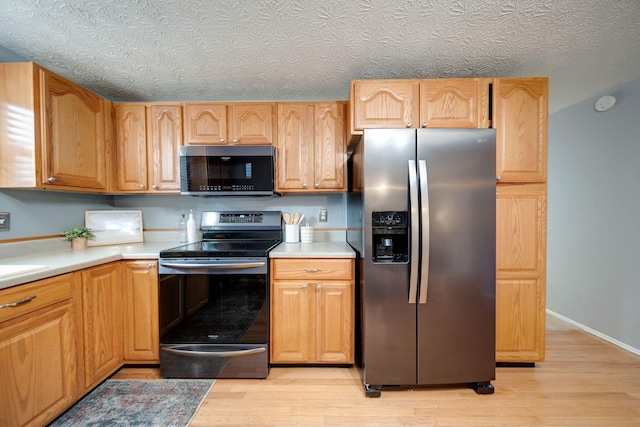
[1, 0, 639, 113]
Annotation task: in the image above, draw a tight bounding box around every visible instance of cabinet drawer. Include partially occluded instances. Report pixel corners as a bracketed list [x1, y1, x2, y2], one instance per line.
[0, 274, 73, 323]
[271, 259, 352, 280]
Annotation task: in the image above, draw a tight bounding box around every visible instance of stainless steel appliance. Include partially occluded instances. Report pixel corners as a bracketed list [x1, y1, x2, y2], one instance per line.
[158, 211, 282, 379]
[347, 128, 496, 397]
[179, 145, 276, 196]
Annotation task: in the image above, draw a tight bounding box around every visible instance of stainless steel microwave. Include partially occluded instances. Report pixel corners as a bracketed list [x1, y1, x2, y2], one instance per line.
[179, 145, 276, 196]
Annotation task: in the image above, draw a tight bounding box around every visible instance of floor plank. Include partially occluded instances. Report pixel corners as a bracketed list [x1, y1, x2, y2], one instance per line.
[115, 315, 640, 426]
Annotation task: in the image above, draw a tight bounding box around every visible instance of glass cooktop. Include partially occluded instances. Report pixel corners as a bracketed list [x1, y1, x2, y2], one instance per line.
[159, 239, 281, 258]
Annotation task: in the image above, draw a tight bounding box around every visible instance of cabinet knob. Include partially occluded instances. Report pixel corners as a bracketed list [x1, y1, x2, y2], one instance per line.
[421, 122, 428, 128]
[138, 184, 145, 189]
[316, 284, 322, 290]
[232, 138, 238, 144]
[152, 184, 157, 189]
[47, 177, 56, 183]
[302, 183, 308, 188]
[315, 183, 319, 188]
[301, 285, 307, 290]
[406, 122, 412, 128]
[496, 176, 502, 181]
[148, 263, 155, 268]
[219, 138, 225, 143]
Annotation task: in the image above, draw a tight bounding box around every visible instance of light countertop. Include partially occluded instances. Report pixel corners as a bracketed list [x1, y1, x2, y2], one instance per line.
[0, 238, 355, 290]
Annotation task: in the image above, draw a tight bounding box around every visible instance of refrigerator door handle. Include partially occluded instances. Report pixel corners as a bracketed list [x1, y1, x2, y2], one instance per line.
[408, 160, 420, 304]
[418, 159, 430, 304]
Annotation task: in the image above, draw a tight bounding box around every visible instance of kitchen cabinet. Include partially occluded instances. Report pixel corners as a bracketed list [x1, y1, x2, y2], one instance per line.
[114, 103, 182, 193]
[75, 262, 123, 391]
[0, 62, 110, 192]
[122, 261, 160, 363]
[496, 183, 547, 362]
[270, 258, 354, 364]
[350, 78, 489, 133]
[0, 274, 79, 427]
[276, 102, 347, 192]
[183, 102, 275, 145]
[493, 78, 548, 183]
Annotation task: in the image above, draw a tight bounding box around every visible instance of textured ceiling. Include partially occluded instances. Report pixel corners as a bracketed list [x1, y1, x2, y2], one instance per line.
[1, 0, 640, 113]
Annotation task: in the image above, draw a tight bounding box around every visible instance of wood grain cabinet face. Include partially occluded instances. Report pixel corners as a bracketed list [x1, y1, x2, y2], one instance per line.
[419, 78, 490, 128]
[495, 183, 547, 362]
[351, 80, 420, 132]
[115, 103, 182, 193]
[493, 78, 548, 183]
[0, 274, 79, 427]
[276, 102, 346, 192]
[0, 62, 109, 191]
[184, 102, 274, 145]
[270, 259, 354, 364]
[122, 261, 159, 363]
[76, 262, 123, 391]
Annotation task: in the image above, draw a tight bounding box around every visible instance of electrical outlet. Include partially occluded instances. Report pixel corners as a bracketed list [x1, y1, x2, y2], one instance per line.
[319, 209, 328, 222]
[0, 212, 9, 231]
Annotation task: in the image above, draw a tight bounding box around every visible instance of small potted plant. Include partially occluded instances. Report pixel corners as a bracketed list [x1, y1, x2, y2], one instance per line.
[63, 226, 96, 249]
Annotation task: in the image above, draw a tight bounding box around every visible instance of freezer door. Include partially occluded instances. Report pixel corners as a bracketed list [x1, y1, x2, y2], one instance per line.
[416, 129, 496, 385]
[361, 128, 417, 387]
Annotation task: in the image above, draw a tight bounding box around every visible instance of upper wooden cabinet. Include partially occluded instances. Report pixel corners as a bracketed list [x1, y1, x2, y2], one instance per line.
[350, 78, 489, 133]
[183, 102, 275, 145]
[115, 103, 182, 193]
[276, 102, 347, 192]
[493, 78, 548, 183]
[0, 62, 110, 192]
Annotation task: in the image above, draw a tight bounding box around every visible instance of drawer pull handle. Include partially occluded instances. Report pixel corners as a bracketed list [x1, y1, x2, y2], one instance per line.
[303, 268, 322, 273]
[0, 295, 37, 309]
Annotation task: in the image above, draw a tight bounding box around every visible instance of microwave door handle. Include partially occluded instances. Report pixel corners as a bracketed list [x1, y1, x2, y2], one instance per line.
[418, 159, 429, 304]
[408, 160, 419, 304]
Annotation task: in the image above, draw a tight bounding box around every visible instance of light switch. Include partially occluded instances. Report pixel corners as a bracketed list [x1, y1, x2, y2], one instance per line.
[0, 212, 9, 231]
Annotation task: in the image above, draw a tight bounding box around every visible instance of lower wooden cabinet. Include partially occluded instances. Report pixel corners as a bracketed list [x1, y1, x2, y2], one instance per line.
[122, 260, 160, 363]
[270, 258, 354, 364]
[496, 183, 547, 362]
[0, 274, 79, 427]
[75, 262, 124, 391]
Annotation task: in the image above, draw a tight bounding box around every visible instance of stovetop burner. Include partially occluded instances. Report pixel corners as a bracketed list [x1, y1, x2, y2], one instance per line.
[159, 210, 283, 259]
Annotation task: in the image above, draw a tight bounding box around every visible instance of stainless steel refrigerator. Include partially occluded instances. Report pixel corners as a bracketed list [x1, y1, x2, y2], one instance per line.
[346, 128, 496, 397]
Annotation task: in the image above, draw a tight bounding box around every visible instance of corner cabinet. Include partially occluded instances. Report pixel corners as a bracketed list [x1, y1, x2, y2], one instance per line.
[183, 102, 275, 145]
[0, 62, 110, 192]
[0, 274, 79, 427]
[122, 261, 160, 363]
[270, 258, 354, 364]
[276, 102, 347, 192]
[114, 103, 182, 193]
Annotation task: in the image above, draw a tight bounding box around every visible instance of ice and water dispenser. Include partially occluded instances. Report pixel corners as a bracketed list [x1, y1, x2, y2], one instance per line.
[372, 211, 409, 263]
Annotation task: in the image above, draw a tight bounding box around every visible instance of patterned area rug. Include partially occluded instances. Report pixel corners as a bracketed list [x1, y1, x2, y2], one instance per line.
[49, 379, 214, 427]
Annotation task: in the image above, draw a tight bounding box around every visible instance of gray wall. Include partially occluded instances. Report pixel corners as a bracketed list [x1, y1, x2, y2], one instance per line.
[548, 77, 640, 352]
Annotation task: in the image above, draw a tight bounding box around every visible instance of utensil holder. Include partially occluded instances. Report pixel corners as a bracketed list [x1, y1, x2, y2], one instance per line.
[285, 224, 300, 243]
[300, 226, 314, 243]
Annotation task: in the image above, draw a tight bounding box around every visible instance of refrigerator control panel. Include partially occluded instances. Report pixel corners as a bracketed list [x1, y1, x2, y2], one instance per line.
[372, 211, 409, 263]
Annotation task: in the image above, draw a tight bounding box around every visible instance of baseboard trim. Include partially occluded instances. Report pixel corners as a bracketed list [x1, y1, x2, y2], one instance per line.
[547, 309, 640, 357]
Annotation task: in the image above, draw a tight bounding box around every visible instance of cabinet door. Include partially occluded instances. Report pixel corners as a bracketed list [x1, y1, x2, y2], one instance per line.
[122, 261, 159, 363]
[40, 68, 106, 190]
[419, 78, 490, 128]
[146, 104, 182, 192]
[0, 275, 78, 427]
[183, 103, 228, 144]
[270, 281, 314, 363]
[315, 282, 354, 363]
[493, 78, 548, 183]
[78, 263, 123, 390]
[314, 102, 346, 190]
[351, 80, 419, 132]
[276, 103, 313, 190]
[228, 103, 274, 145]
[496, 183, 547, 362]
[115, 104, 148, 191]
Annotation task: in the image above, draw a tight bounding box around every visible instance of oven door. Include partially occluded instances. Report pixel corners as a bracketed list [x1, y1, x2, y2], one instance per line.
[158, 257, 269, 378]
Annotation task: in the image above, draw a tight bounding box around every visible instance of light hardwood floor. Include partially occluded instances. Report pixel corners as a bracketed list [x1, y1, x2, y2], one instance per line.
[114, 316, 640, 426]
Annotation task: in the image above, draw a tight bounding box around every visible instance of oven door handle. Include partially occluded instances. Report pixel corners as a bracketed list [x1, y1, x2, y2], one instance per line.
[161, 346, 266, 357]
[160, 261, 266, 269]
